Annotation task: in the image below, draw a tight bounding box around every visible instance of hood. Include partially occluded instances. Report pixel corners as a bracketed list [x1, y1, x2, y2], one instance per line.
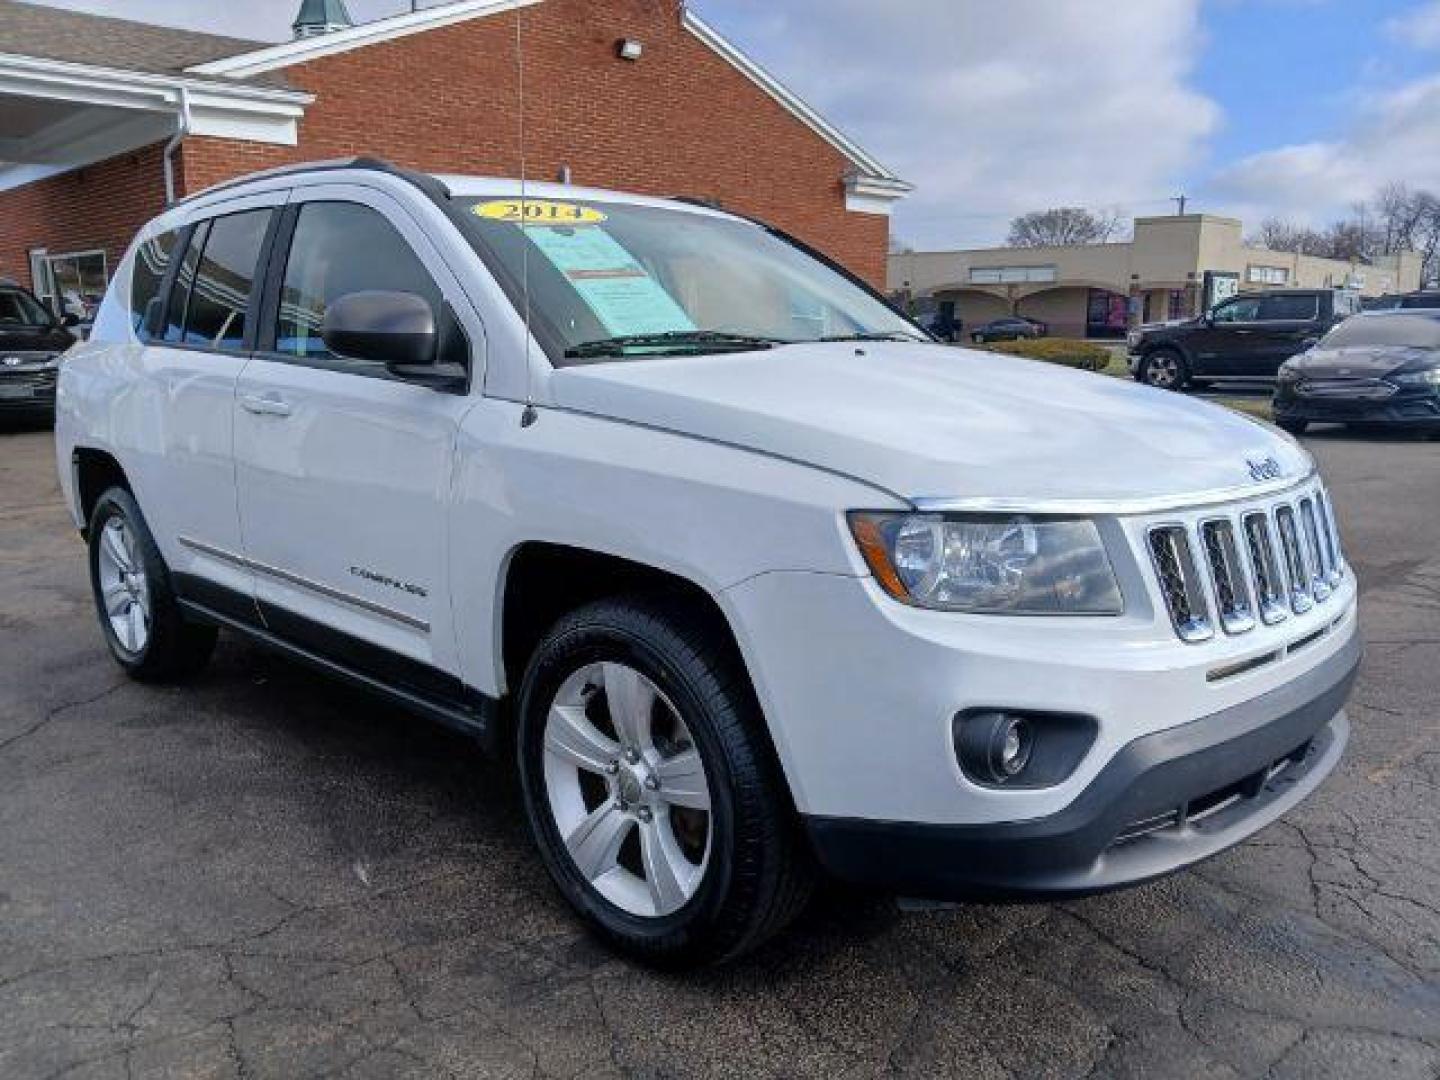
[1292, 344, 1435, 379]
[551, 343, 1310, 506]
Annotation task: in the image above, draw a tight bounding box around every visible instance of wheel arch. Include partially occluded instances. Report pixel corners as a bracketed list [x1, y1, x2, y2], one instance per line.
[494, 542, 795, 803]
[71, 447, 132, 536]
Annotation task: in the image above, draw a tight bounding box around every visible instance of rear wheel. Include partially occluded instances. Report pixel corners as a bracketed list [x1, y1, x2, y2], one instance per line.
[516, 596, 812, 967]
[88, 488, 217, 682]
[1140, 348, 1189, 391]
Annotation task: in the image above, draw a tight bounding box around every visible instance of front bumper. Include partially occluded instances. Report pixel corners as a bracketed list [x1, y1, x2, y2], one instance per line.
[805, 630, 1358, 900]
[0, 369, 58, 411]
[1275, 386, 1440, 427]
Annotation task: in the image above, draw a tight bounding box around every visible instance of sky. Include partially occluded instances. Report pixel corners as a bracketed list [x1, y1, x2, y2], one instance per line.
[24, 0, 1440, 249]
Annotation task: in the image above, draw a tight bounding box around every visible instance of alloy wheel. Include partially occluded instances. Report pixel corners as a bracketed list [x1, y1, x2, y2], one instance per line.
[1146, 353, 1181, 389]
[96, 517, 150, 653]
[542, 661, 713, 918]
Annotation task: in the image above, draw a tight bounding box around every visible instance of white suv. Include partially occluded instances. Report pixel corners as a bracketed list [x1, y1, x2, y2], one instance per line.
[57, 160, 1360, 965]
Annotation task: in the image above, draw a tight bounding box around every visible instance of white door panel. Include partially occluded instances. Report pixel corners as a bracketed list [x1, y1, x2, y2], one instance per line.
[234, 359, 465, 661]
[141, 190, 289, 602]
[233, 184, 483, 679]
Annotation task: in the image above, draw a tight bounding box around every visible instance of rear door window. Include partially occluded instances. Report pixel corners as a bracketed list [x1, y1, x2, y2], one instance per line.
[162, 222, 208, 344]
[181, 210, 272, 351]
[1259, 294, 1319, 321]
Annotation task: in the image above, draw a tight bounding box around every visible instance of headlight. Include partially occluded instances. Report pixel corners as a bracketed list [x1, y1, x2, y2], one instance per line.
[849, 513, 1124, 614]
[1392, 368, 1440, 387]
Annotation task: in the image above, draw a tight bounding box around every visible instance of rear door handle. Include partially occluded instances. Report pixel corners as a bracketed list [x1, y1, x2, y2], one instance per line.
[240, 393, 293, 418]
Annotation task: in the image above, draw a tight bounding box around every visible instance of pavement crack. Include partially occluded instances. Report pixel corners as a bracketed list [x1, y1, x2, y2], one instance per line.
[0, 680, 126, 756]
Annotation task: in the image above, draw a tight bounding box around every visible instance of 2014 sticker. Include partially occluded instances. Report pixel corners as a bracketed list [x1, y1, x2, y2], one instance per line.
[473, 199, 607, 225]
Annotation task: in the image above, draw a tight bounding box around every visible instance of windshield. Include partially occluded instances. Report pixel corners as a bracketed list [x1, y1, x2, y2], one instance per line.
[1321, 315, 1440, 350]
[0, 289, 52, 327]
[454, 197, 926, 363]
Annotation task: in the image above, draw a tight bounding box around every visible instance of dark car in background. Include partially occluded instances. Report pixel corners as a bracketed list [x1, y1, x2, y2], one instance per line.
[1273, 310, 1440, 435]
[1129, 288, 1360, 390]
[971, 316, 1047, 343]
[1362, 290, 1440, 312]
[0, 282, 77, 421]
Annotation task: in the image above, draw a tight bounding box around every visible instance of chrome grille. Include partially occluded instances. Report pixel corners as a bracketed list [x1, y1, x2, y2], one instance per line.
[1242, 513, 1289, 625]
[1148, 482, 1346, 642]
[1148, 527, 1213, 642]
[1200, 520, 1256, 634]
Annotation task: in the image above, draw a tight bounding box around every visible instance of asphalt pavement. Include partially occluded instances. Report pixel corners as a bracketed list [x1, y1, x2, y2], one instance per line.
[2, 419, 1438, 1079]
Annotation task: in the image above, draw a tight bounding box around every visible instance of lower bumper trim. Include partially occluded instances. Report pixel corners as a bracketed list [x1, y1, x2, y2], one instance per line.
[805, 628, 1360, 901]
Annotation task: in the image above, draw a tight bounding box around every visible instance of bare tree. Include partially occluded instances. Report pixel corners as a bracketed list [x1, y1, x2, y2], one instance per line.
[1007, 207, 1124, 248]
[1250, 217, 1330, 256]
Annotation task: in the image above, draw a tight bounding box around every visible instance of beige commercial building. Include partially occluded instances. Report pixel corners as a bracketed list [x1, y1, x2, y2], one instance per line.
[889, 214, 1425, 339]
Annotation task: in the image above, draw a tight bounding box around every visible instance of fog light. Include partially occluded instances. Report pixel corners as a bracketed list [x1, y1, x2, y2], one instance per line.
[958, 711, 1034, 785]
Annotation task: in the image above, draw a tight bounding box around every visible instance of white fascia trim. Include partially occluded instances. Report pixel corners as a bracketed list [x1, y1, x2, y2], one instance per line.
[845, 174, 912, 216]
[0, 53, 311, 147]
[189, 0, 545, 79]
[681, 9, 907, 189]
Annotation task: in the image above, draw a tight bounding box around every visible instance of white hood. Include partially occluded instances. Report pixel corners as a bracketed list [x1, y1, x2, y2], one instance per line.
[550, 343, 1310, 505]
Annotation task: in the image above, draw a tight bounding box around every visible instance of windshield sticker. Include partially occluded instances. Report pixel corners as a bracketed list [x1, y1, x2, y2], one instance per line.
[525, 226, 696, 337]
[473, 199, 607, 225]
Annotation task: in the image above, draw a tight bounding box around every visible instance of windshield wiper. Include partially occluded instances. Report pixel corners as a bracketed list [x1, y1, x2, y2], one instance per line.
[819, 331, 929, 343]
[564, 330, 785, 359]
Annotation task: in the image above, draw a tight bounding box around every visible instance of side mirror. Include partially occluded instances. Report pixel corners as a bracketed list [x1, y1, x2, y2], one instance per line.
[61, 312, 81, 328]
[322, 291, 466, 391]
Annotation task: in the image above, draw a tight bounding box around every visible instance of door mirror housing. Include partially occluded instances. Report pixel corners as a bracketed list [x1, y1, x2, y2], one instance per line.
[323, 290, 437, 368]
[60, 312, 81, 329]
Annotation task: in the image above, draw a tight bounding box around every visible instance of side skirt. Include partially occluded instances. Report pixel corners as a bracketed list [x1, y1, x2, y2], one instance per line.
[175, 588, 498, 750]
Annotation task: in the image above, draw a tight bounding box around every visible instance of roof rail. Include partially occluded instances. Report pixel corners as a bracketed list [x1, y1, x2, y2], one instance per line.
[181, 156, 451, 206]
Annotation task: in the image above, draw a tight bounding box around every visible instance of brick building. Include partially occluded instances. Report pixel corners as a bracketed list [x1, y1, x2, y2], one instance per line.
[0, 0, 909, 319]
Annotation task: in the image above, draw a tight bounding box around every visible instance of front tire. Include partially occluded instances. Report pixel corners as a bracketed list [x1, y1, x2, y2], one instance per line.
[516, 595, 812, 967]
[88, 488, 217, 682]
[1139, 348, 1189, 391]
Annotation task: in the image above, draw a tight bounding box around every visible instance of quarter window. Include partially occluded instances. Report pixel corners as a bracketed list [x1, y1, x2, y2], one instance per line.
[275, 202, 441, 362]
[129, 229, 180, 339]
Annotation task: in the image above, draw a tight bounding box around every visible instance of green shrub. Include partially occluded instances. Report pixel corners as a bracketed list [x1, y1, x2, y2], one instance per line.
[974, 338, 1113, 372]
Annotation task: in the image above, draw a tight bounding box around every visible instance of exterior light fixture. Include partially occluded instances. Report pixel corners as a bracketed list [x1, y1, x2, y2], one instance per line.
[617, 38, 644, 61]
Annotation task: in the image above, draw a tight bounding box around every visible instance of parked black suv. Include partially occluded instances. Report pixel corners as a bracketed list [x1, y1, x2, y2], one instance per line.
[1129, 288, 1360, 390]
[0, 281, 76, 420]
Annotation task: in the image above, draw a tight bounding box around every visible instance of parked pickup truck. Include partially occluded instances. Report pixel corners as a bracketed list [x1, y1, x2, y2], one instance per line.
[1129, 288, 1361, 390]
[57, 160, 1360, 966]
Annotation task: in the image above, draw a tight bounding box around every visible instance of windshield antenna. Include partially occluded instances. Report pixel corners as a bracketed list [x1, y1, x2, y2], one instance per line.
[515, 7, 538, 428]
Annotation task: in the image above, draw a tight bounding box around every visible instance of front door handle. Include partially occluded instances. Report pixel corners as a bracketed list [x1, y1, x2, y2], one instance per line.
[240, 393, 293, 418]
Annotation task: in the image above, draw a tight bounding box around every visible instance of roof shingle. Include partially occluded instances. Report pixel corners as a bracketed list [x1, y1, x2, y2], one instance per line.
[0, 0, 295, 88]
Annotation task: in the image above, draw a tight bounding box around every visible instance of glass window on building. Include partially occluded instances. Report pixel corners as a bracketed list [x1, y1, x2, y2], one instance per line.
[33, 250, 108, 324]
[1247, 265, 1290, 286]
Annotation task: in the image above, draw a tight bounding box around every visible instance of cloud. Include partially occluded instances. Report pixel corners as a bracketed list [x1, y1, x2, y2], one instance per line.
[701, 0, 1220, 248]
[1386, 1, 1440, 49]
[31, 0, 1221, 248]
[1206, 73, 1440, 225]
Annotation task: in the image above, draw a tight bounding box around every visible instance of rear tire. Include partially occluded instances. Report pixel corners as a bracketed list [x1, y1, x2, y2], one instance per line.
[1276, 418, 1310, 435]
[1139, 348, 1189, 391]
[516, 595, 812, 967]
[87, 488, 217, 683]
